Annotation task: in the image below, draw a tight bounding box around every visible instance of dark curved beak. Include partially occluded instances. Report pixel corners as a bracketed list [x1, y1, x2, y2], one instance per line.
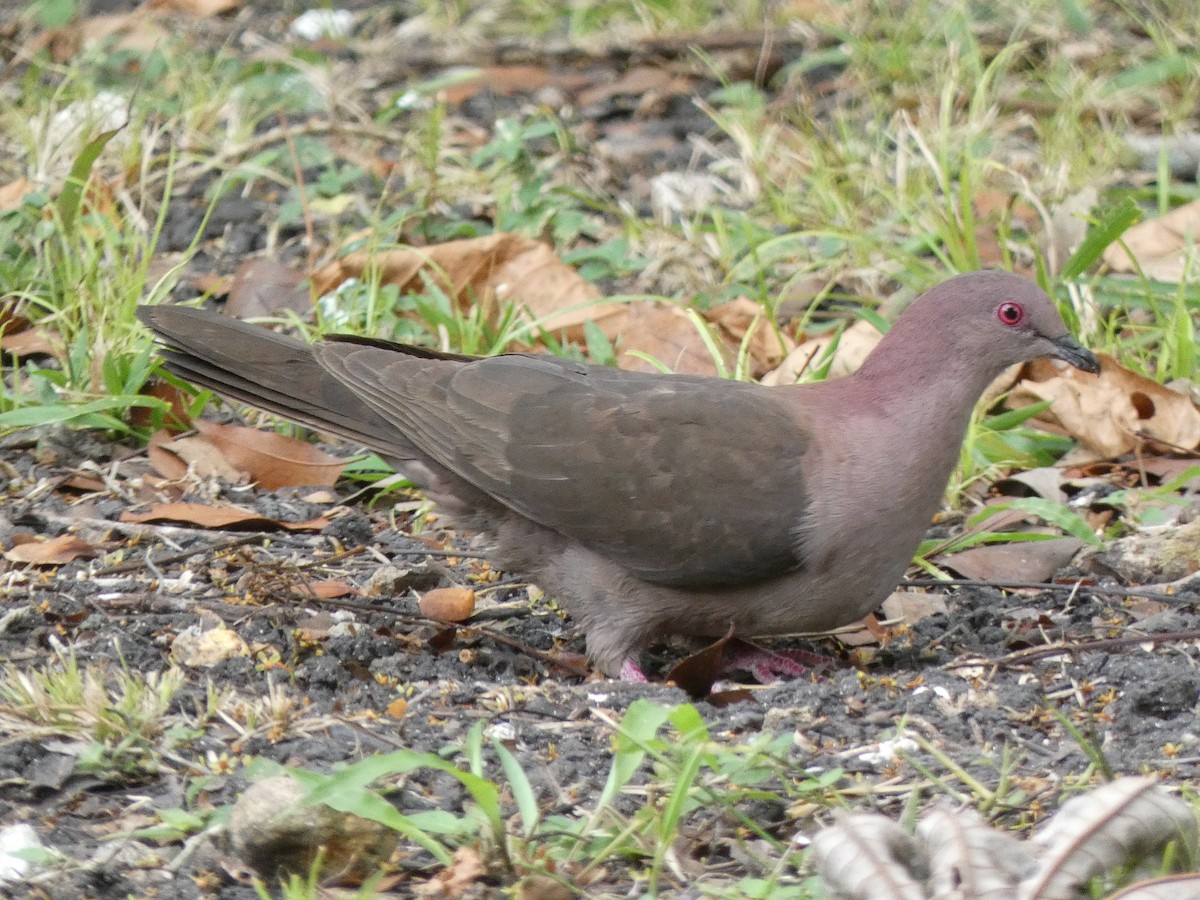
[1050, 335, 1100, 374]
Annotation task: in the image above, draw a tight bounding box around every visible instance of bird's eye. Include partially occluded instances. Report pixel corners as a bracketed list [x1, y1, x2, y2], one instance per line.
[997, 301, 1025, 326]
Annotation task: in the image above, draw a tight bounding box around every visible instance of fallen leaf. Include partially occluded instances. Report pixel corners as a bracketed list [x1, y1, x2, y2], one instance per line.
[761, 318, 881, 385]
[611, 301, 726, 375]
[1103, 197, 1200, 280]
[386, 698, 408, 719]
[937, 537, 1086, 583]
[224, 258, 309, 319]
[706, 296, 793, 377]
[121, 502, 329, 531]
[310, 233, 618, 342]
[4, 534, 97, 565]
[441, 65, 554, 105]
[1009, 354, 1200, 463]
[0, 178, 33, 212]
[151, 0, 241, 16]
[193, 420, 347, 489]
[881, 590, 949, 623]
[417, 847, 487, 899]
[418, 587, 476, 623]
[130, 380, 193, 432]
[170, 623, 250, 667]
[150, 431, 246, 484]
[302, 579, 357, 599]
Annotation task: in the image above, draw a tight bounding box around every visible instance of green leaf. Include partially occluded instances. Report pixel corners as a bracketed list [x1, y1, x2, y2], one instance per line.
[494, 740, 540, 837]
[56, 126, 124, 235]
[973, 497, 1102, 547]
[1060, 197, 1142, 279]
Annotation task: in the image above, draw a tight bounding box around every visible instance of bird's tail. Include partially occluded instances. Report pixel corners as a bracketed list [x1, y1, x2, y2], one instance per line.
[136, 305, 420, 460]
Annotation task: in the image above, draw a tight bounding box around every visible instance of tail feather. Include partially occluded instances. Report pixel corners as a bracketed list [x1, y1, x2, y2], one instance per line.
[136, 306, 420, 461]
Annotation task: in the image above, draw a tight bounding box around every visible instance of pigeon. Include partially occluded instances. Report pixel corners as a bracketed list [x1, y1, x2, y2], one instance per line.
[138, 270, 1099, 680]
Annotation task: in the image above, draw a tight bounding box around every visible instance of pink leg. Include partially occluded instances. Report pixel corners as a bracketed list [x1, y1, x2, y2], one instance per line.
[619, 658, 649, 682]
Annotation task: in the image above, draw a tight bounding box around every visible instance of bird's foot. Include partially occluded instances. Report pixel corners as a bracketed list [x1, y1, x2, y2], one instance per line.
[618, 658, 649, 682]
[723, 641, 832, 684]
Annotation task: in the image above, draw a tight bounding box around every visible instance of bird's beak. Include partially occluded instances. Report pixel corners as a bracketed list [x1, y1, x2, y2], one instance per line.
[1050, 335, 1101, 374]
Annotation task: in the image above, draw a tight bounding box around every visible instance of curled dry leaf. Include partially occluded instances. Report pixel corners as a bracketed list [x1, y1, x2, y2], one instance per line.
[4, 533, 97, 565]
[810, 812, 929, 900]
[918, 805, 1037, 900]
[1018, 776, 1197, 900]
[121, 502, 329, 532]
[418, 587, 476, 623]
[1008, 355, 1200, 464]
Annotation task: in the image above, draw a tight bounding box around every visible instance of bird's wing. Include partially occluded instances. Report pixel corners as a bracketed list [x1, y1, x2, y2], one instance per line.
[317, 342, 811, 587]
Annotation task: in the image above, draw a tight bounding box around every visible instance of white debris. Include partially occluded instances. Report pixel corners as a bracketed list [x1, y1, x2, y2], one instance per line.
[0, 824, 42, 882]
[290, 9, 355, 41]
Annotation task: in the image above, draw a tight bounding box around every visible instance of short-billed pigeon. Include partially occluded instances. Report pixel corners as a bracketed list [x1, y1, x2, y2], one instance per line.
[138, 270, 1099, 680]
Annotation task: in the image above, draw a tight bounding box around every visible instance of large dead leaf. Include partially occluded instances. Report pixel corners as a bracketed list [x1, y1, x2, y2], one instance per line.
[936, 537, 1086, 583]
[121, 502, 329, 531]
[707, 296, 793, 377]
[193, 420, 346, 489]
[1103, 198, 1200, 280]
[225, 258, 309, 319]
[1009, 354, 1200, 464]
[149, 0, 241, 16]
[4, 534, 98, 565]
[310, 233, 617, 341]
[608, 301, 726, 375]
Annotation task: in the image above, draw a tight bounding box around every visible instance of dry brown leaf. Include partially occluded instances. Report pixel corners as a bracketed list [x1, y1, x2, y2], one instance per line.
[121, 502, 329, 531]
[152, 431, 246, 484]
[1009, 354, 1200, 463]
[417, 847, 487, 899]
[418, 587, 476, 623]
[146, 428, 190, 480]
[193, 420, 346, 489]
[310, 233, 616, 342]
[707, 296, 793, 377]
[761, 318, 882, 385]
[386, 698, 409, 719]
[0, 325, 59, 358]
[152, 0, 241, 16]
[577, 65, 679, 107]
[131, 381, 193, 433]
[170, 623, 251, 667]
[225, 258, 309, 319]
[0, 178, 33, 212]
[1103, 198, 1200, 280]
[609, 301, 724, 375]
[441, 65, 554, 105]
[4, 534, 97, 565]
[936, 537, 1086, 583]
[81, 11, 170, 52]
[881, 590, 949, 623]
[297, 580, 357, 600]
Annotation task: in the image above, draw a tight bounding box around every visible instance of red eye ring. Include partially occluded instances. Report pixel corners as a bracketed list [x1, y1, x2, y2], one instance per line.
[997, 301, 1025, 326]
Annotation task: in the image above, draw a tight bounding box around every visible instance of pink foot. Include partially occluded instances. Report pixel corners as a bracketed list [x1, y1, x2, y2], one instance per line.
[619, 658, 649, 682]
[723, 641, 832, 684]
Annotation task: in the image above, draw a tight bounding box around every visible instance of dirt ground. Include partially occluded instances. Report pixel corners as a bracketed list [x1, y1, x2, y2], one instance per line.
[1, 3, 1199, 898]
